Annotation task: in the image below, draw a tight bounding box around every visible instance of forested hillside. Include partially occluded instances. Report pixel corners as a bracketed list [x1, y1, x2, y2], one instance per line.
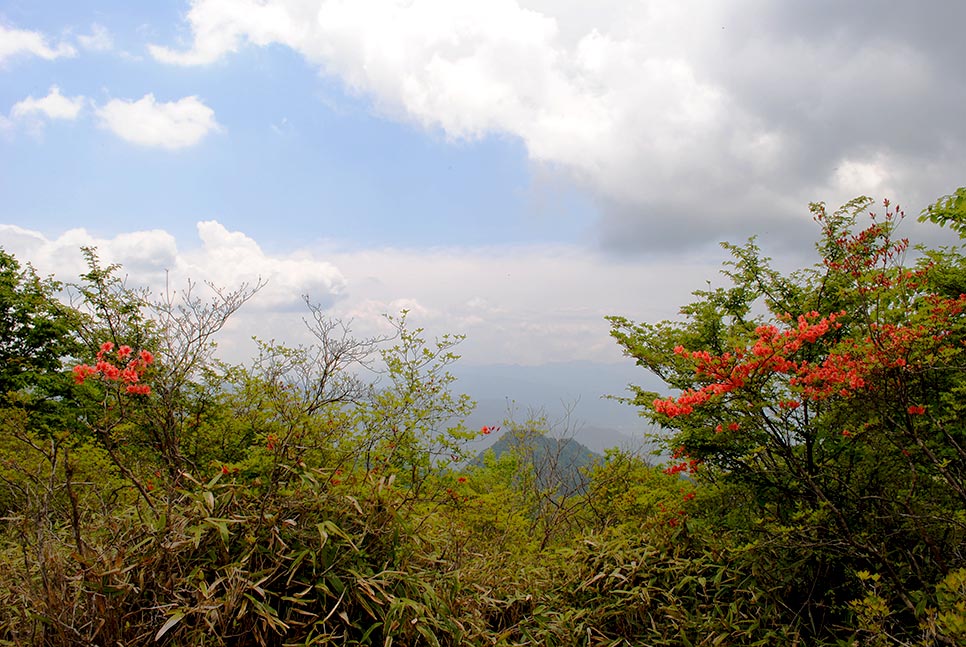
[2, 192, 966, 645]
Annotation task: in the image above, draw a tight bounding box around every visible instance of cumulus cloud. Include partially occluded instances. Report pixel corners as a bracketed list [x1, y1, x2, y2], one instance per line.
[0, 223, 179, 287]
[181, 221, 347, 310]
[96, 94, 221, 149]
[0, 220, 346, 312]
[0, 23, 76, 63]
[11, 86, 84, 121]
[148, 0, 966, 251]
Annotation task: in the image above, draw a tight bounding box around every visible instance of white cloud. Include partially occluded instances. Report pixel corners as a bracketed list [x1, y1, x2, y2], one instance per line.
[149, 0, 305, 65]
[0, 23, 76, 63]
[11, 86, 84, 121]
[96, 94, 221, 149]
[181, 221, 347, 310]
[0, 220, 350, 360]
[833, 156, 893, 199]
[0, 223, 179, 287]
[0, 220, 346, 310]
[144, 1, 758, 216]
[147, 1, 966, 251]
[77, 23, 113, 51]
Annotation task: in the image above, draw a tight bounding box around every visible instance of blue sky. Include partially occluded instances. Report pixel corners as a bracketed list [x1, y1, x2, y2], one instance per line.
[2, 0, 965, 391]
[1, 5, 588, 250]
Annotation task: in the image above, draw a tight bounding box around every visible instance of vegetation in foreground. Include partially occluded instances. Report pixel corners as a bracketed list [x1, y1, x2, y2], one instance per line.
[2, 189, 966, 645]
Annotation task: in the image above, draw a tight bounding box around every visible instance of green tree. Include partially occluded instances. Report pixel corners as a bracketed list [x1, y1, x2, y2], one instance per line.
[68, 247, 262, 480]
[0, 248, 77, 411]
[609, 195, 966, 641]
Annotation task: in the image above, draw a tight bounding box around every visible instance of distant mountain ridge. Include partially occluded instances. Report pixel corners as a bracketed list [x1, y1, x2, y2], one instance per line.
[473, 430, 601, 495]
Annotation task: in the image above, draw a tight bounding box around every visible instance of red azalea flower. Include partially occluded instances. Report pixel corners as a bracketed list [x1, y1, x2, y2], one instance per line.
[73, 364, 96, 384]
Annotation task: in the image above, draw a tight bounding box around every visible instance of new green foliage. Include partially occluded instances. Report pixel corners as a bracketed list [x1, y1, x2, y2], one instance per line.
[3, 191, 966, 645]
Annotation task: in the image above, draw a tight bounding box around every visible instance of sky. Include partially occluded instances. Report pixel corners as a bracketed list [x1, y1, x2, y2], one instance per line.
[2, 1, 965, 412]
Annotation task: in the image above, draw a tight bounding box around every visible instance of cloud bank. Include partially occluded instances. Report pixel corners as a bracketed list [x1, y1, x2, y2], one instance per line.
[0, 221, 724, 365]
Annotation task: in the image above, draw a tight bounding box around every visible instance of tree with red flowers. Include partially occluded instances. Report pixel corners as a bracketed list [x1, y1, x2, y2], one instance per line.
[70, 247, 261, 477]
[609, 194, 966, 638]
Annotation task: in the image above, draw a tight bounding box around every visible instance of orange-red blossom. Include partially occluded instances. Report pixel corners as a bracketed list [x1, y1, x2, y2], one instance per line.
[654, 293, 963, 439]
[73, 341, 154, 396]
[652, 310, 915, 419]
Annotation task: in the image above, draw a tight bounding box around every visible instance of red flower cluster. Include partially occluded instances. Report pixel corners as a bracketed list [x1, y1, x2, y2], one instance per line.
[655, 311, 847, 418]
[664, 447, 700, 476]
[74, 341, 154, 396]
[653, 292, 962, 420]
[480, 425, 500, 435]
[647, 204, 966, 465]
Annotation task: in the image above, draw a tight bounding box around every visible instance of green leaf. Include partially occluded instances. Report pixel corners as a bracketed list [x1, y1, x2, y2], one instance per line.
[205, 518, 230, 546]
[920, 187, 966, 237]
